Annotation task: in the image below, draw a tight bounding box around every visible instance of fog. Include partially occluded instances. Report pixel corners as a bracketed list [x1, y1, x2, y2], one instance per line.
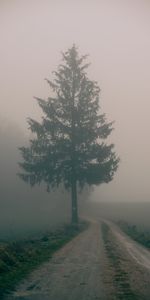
[0, 121, 90, 239]
[0, 0, 150, 236]
[0, 121, 72, 239]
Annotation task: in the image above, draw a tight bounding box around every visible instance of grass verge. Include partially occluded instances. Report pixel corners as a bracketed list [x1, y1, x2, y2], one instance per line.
[116, 220, 150, 249]
[101, 222, 139, 300]
[0, 220, 88, 299]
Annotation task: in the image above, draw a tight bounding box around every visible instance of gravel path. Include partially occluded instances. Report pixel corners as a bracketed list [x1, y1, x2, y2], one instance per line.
[110, 222, 150, 270]
[102, 220, 150, 299]
[6, 221, 108, 300]
[5, 219, 150, 300]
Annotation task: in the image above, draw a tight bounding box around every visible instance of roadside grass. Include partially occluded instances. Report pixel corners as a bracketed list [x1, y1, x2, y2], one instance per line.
[116, 220, 150, 249]
[101, 222, 139, 300]
[0, 220, 88, 299]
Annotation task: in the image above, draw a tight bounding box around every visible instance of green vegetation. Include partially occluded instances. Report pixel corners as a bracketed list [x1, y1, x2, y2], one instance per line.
[116, 220, 150, 249]
[19, 45, 119, 225]
[0, 221, 88, 298]
[101, 222, 139, 300]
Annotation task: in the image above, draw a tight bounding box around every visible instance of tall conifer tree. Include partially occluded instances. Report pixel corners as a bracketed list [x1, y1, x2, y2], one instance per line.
[19, 45, 119, 223]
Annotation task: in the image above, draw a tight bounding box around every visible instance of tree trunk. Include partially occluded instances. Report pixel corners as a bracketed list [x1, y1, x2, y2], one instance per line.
[71, 176, 78, 224]
[71, 65, 78, 225]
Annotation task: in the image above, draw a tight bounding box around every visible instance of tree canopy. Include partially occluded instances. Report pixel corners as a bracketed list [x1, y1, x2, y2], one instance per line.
[19, 45, 119, 223]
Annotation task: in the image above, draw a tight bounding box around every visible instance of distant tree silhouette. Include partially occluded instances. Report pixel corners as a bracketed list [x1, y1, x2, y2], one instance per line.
[19, 45, 119, 224]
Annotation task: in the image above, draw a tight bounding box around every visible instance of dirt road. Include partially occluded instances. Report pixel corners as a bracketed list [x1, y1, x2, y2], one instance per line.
[5, 220, 150, 300]
[101, 220, 150, 299]
[6, 221, 108, 300]
[110, 221, 150, 270]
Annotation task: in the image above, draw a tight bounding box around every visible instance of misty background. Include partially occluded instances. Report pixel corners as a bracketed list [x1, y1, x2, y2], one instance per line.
[0, 0, 150, 237]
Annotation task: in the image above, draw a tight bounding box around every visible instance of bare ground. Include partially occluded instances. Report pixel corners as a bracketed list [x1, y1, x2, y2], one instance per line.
[5, 219, 150, 300]
[5, 220, 110, 300]
[104, 220, 150, 299]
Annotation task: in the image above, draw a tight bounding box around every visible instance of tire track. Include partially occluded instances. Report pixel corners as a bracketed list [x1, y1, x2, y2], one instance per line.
[101, 221, 150, 300]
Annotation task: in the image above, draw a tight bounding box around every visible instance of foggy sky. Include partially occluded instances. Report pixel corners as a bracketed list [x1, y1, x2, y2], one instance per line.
[1, 0, 150, 203]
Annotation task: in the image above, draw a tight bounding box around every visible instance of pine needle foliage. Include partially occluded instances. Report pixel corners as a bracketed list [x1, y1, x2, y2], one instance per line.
[19, 45, 119, 223]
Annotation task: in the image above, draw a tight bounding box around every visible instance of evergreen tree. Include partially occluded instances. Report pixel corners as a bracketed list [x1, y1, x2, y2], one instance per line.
[19, 45, 119, 224]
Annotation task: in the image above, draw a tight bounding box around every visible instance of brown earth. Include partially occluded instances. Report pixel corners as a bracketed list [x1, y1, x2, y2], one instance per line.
[5, 219, 150, 300]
